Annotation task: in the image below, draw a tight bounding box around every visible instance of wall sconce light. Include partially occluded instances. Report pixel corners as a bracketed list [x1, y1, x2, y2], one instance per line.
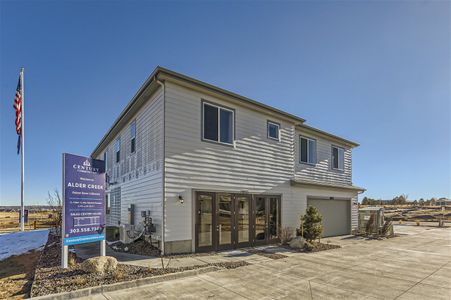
[178, 194, 184, 204]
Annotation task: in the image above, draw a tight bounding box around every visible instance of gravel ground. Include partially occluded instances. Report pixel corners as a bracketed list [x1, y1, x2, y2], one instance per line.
[110, 239, 161, 257]
[31, 233, 250, 297]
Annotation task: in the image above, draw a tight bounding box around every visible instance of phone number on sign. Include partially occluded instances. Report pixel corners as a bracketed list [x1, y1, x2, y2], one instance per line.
[69, 227, 100, 234]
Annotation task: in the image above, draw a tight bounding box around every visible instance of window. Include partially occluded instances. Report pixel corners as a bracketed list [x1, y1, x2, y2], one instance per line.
[267, 121, 280, 140]
[130, 121, 136, 153]
[332, 145, 345, 170]
[300, 136, 317, 164]
[115, 137, 121, 163]
[103, 151, 107, 167]
[105, 194, 110, 214]
[202, 102, 234, 145]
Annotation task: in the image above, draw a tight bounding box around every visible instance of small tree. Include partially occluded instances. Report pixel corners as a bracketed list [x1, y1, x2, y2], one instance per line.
[300, 206, 323, 242]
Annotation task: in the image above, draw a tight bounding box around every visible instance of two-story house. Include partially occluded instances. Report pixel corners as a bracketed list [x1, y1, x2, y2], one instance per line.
[92, 67, 365, 254]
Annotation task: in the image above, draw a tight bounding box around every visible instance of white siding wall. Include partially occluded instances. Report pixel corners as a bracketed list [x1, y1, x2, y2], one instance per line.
[295, 130, 352, 186]
[164, 82, 295, 242]
[97, 89, 164, 238]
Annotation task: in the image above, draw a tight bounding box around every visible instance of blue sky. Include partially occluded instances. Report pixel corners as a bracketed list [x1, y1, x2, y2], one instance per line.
[0, 1, 449, 205]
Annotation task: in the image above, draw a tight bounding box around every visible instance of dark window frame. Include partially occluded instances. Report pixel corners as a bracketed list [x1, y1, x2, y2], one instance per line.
[115, 137, 121, 163]
[299, 135, 317, 165]
[267, 120, 280, 141]
[130, 120, 136, 154]
[201, 100, 235, 146]
[331, 145, 345, 171]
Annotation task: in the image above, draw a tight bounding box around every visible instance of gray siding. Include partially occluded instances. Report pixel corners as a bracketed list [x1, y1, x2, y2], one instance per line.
[295, 130, 353, 186]
[164, 82, 295, 242]
[97, 88, 164, 238]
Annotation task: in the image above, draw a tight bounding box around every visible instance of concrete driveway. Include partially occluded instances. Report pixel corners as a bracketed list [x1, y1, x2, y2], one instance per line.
[81, 225, 450, 299]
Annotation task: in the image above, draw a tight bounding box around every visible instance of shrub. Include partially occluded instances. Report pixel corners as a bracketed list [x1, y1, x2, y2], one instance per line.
[300, 206, 323, 242]
[302, 241, 314, 252]
[278, 226, 294, 245]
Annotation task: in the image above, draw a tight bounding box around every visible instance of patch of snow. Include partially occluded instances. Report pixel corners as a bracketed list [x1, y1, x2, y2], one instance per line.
[0, 229, 49, 261]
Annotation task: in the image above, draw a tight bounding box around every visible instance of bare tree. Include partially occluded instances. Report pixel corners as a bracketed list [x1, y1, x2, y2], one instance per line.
[47, 189, 62, 236]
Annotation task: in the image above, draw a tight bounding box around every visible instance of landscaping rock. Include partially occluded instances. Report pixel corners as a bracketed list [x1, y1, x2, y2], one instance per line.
[288, 236, 305, 249]
[80, 256, 118, 275]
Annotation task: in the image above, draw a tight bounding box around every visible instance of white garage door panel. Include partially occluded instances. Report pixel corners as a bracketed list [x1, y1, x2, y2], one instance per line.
[307, 198, 351, 237]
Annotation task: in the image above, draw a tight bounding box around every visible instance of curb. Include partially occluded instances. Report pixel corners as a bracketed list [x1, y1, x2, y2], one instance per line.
[31, 266, 219, 299]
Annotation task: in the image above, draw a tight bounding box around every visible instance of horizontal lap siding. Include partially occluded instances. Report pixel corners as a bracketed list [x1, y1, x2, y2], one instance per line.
[97, 89, 164, 237]
[164, 83, 295, 242]
[295, 130, 352, 186]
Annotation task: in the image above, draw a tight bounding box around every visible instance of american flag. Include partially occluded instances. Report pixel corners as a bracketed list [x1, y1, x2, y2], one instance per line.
[13, 76, 22, 154]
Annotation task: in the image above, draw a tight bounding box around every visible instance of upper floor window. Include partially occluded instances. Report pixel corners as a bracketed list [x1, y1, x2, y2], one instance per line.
[115, 137, 121, 163]
[130, 121, 136, 153]
[267, 121, 280, 140]
[103, 150, 108, 167]
[300, 136, 316, 164]
[202, 102, 234, 145]
[331, 145, 344, 170]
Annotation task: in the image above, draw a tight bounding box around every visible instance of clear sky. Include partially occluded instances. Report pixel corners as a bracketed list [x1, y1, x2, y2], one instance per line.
[0, 1, 449, 205]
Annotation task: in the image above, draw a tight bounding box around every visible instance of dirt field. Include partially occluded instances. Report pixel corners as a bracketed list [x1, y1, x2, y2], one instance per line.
[0, 250, 41, 299]
[382, 206, 450, 223]
[0, 211, 56, 233]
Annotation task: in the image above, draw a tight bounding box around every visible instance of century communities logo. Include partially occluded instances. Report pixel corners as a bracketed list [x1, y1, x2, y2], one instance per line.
[73, 159, 100, 173]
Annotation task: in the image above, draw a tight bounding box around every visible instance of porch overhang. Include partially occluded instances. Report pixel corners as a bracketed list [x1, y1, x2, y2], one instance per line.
[290, 179, 366, 192]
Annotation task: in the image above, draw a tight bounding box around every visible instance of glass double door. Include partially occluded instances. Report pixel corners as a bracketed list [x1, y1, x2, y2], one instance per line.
[195, 192, 281, 252]
[196, 192, 251, 251]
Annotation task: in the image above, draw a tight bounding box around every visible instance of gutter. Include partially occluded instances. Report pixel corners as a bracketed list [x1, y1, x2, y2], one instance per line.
[155, 78, 166, 255]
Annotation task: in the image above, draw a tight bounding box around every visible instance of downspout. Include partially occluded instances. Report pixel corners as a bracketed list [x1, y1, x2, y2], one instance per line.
[156, 77, 166, 255]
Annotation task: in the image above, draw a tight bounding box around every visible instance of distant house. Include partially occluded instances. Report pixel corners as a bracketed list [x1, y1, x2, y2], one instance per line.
[91, 67, 365, 254]
[436, 198, 451, 206]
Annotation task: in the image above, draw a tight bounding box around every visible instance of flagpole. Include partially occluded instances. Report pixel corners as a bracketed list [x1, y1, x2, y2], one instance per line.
[20, 67, 25, 232]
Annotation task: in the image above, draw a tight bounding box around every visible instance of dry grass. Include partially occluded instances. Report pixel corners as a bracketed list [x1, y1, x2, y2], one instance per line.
[0, 250, 41, 299]
[0, 211, 55, 233]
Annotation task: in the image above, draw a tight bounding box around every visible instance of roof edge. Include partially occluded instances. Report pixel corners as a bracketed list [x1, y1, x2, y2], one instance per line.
[92, 66, 308, 157]
[290, 179, 366, 192]
[297, 123, 360, 148]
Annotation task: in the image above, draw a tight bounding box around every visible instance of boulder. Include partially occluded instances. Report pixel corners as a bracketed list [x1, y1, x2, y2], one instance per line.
[288, 236, 305, 249]
[80, 256, 118, 275]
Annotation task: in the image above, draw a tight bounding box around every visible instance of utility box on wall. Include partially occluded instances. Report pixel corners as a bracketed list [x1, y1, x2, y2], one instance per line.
[128, 204, 135, 226]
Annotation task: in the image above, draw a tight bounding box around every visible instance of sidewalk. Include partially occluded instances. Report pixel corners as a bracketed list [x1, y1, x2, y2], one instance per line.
[74, 242, 292, 269]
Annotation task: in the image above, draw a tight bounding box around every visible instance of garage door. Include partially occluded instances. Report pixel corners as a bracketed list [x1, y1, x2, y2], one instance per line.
[307, 198, 351, 237]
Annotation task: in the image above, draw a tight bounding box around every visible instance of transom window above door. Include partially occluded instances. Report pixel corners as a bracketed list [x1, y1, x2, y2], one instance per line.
[300, 136, 316, 164]
[202, 101, 235, 145]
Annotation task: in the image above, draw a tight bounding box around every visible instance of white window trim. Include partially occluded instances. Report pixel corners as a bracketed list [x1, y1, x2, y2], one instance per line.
[115, 137, 121, 163]
[331, 145, 345, 171]
[201, 101, 235, 146]
[299, 136, 317, 165]
[267, 121, 280, 141]
[130, 120, 136, 153]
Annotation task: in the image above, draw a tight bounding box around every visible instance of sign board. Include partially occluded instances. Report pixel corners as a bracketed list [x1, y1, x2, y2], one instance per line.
[62, 153, 105, 246]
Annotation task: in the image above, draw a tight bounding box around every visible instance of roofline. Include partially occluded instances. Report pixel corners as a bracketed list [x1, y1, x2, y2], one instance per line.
[290, 179, 366, 192]
[156, 67, 306, 123]
[296, 123, 360, 148]
[92, 66, 306, 157]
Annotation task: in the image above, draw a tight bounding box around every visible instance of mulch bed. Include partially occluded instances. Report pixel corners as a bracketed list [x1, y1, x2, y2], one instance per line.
[282, 241, 341, 253]
[110, 239, 161, 257]
[31, 233, 250, 298]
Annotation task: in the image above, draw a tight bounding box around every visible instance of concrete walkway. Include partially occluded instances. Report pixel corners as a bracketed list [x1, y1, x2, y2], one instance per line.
[76, 225, 450, 299]
[75, 241, 284, 269]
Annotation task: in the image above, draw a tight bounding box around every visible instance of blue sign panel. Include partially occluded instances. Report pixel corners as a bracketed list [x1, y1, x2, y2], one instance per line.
[63, 153, 105, 246]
